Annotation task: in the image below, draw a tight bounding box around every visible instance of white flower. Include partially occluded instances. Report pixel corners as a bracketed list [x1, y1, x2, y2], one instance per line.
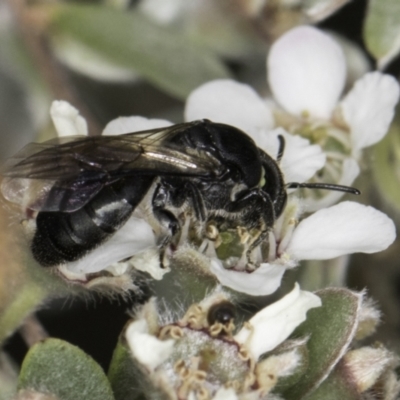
[126, 286, 319, 399]
[208, 200, 395, 296]
[267, 26, 399, 156]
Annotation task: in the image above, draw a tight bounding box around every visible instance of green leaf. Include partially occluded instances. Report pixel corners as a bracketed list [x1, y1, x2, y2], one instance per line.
[272, 339, 309, 393]
[364, 0, 400, 69]
[47, 4, 231, 99]
[0, 353, 18, 400]
[283, 288, 362, 400]
[108, 338, 168, 400]
[108, 341, 139, 400]
[302, 0, 351, 22]
[0, 207, 71, 344]
[371, 116, 400, 222]
[18, 338, 115, 400]
[303, 361, 361, 400]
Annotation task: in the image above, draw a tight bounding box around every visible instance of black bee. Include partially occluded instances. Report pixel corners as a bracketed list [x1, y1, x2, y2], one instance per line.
[1, 120, 359, 268]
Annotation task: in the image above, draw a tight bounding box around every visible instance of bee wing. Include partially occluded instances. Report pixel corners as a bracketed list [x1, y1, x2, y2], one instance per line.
[1, 176, 105, 213]
[1, 123, 222, 212]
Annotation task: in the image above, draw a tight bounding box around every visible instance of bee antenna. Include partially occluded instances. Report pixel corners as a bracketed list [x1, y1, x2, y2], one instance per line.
[286, 182, 361, 195]
[276, 135, 285, 163]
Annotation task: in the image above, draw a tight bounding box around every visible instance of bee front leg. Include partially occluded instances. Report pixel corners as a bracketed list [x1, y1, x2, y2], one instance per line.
[152, 183, 182, 267]
[226, 188, 275, 267]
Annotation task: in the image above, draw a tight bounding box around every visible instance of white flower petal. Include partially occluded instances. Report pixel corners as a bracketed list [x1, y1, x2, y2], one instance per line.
[340, 72, 400, 152]
[267, 26, 346, 119]
[212, 388, 238, 400]
[185, 80, 274, 138]
[126, 319, 175, 372]
[286, 201, 396, 260]
[139, 0, 186, 24]
[66, 216, 156, 274]
[210, 260, 287, 296]
[257, 128, 326, 183]
[131, 248, 170, 280]
[50, 100, 88, 137]
[235, 283, 321, 359]
[102, 116, 173, 136]
[303, 157, 360, 211]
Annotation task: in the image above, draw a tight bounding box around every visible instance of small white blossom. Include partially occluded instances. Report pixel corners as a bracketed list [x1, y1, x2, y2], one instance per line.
[267, 26, 399, 154]
[126, 286, 317, 399]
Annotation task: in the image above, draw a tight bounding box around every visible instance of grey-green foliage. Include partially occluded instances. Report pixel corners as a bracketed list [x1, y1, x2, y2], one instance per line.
[364, 0, 400, 69]
[48, 4, 231, 99]
[372, 114, 400, 224]
[18, 338, 115, 400]
[283, 288, 362, 400]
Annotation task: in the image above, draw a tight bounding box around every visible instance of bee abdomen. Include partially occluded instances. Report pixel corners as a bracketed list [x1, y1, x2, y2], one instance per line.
[32, 176, 154, 267]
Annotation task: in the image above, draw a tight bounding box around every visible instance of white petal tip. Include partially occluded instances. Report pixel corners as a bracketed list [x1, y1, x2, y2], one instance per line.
[102, 116, 172, 136]
[126, 319, 174, 372]
[341, 72, 400, 151]
[50, 100, 88, 137]
[235, 283, 321, 359]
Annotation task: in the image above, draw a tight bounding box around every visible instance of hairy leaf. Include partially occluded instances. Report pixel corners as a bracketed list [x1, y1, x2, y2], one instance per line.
[47, 4, 231, 99]
[18, 338, 115, 400]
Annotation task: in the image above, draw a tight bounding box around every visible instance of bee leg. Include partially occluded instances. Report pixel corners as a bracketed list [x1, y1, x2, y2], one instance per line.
[184, 182, 206, 221]
[152, 208, 181, 268]
[152, 183, 182, 267]
[226, 188, 274, 266]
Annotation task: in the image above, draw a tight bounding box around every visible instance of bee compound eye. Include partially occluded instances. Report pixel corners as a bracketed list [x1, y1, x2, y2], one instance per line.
[207, 301, 236, 326]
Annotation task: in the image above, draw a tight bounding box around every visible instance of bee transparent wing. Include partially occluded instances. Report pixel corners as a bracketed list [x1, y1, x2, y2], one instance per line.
[1, 176, 105, 212]
[1, 135, 137, 212]
[1, 123, 222, 212]
[1, 136, 145, 181]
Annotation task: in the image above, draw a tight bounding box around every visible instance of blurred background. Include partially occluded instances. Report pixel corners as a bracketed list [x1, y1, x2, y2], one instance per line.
[1, 0, 400, 375]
